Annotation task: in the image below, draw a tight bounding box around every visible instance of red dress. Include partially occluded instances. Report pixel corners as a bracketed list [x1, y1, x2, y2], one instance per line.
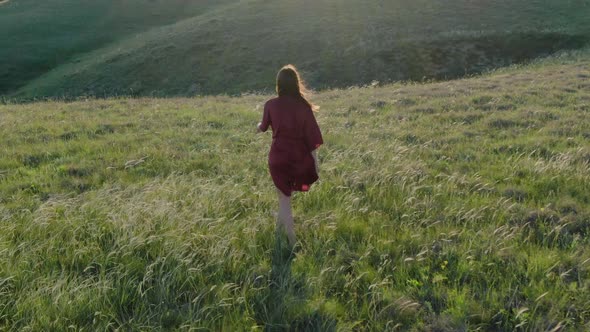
[259, 95, 324, 197]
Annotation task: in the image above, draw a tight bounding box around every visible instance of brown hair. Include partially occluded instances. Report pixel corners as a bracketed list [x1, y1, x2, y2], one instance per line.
[276, 64, 319, 112]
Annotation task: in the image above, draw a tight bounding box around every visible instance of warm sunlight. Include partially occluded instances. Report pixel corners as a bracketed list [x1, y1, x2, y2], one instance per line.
[1, 0, 589, 330]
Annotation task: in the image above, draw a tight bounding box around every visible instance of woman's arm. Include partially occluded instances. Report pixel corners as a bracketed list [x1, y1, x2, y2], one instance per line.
[311, 149, 319, 174]
[258, 103, 271, 133]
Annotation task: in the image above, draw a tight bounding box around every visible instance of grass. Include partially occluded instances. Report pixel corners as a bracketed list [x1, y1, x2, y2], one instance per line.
[1, 49, 589, 330]
[2, 0, 590, 99]
[0, 0, 236, 95]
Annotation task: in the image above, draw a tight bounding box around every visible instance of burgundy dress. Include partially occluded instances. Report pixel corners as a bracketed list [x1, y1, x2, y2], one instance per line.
[259, 95, 324, 197]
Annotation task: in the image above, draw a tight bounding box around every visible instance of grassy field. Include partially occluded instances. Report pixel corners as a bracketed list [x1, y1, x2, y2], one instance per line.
[2, 0, 590, 99]
[1, 49, 589, 330]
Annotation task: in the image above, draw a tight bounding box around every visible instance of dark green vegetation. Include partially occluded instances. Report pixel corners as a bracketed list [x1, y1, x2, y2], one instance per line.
[2, 0, 590, 99]
[0, 0, 236, 95]
[1, 51, 589, 330]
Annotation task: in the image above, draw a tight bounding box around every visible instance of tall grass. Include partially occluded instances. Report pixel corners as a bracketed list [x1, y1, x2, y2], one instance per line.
[1, 55, 590, 330]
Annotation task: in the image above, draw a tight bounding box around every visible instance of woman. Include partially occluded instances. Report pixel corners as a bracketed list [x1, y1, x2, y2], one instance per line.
[257, 64, 323, 247]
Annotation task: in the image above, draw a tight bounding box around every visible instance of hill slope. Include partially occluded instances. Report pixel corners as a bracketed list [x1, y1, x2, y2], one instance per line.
[3, 0, 590, 99]
[0, 0, 237, 95]
[1, 50, 589, 330]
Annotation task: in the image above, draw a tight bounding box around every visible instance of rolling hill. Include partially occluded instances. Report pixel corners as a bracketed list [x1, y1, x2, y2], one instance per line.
[1, 0, 590, 100]
[0, 0, 237, 95]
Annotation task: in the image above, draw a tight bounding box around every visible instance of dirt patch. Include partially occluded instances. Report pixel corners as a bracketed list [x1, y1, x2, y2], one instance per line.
[0, 0, 10, 6]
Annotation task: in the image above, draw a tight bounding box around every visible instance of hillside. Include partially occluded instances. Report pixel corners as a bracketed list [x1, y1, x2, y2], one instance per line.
[0, 0, 237, 95]
[2, 0, 590, 99]
[1, 50, 589, 330]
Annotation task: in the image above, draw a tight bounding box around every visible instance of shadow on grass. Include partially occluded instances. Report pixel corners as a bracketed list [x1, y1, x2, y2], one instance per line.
[258, 231, 336, 332]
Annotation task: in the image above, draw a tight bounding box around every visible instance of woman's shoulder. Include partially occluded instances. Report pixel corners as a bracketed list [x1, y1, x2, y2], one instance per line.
[265, 97, 280, 105]
[266, 96, 311, 111]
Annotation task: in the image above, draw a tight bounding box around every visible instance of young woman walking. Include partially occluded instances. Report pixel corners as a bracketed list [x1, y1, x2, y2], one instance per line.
[257, 64, 323, 247]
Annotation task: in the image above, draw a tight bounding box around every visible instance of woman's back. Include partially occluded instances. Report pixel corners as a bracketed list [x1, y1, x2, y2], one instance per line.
[261, 95, 322, 153]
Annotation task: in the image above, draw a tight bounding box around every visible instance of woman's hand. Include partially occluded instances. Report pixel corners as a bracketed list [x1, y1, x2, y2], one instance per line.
[256, 122, 262, 133]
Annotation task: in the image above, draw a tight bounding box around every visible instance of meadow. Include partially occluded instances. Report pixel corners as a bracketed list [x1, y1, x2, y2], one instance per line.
[2, 0, 590, 99]
[1, 50, 589, 330]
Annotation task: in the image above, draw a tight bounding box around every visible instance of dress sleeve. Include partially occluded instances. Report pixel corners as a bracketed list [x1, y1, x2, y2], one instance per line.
[304, 108, 323, 151]
[259, 102, 271, 132]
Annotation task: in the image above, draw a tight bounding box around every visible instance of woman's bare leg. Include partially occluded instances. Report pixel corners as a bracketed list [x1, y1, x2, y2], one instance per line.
[276, 189, 296, 247]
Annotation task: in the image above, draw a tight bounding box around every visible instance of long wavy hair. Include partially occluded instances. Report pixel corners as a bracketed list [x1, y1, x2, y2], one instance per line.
[276, 64, 319, 112]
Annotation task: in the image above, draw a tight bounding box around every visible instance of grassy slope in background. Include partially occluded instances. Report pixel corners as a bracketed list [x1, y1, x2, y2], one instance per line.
[0, 0, 237, 95]
[2, 0, 590, 99]
[1, 50, 589, 330]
